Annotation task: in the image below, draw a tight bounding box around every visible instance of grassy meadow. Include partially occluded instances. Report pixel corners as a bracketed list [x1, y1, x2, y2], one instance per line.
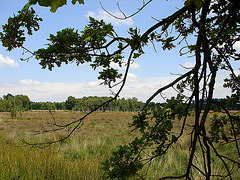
[0, 111, 239, 179]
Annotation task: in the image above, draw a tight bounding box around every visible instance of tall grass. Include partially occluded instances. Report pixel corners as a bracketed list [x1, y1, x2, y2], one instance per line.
[0, 111, 136, 179]
[0, 111, 239, 179]
[0, 135, 104, 179]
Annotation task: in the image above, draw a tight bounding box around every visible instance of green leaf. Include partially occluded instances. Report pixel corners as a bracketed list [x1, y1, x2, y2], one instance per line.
[133, 53, 141, 59]
[48, 0, 67, 12]
[72, 0, 84, 5]
[28, 0, 68, 12]
[0, 8, 42, 51]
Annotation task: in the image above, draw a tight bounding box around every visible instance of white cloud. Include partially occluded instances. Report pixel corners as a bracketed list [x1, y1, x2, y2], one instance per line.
[0, 54, 19, 68]
[234, 70, 240, 75]
[85, 9, 133, 26]
[0, 70, 233, 103]
[233, 41, 240, 52]
[0, 79, 110, 102]
[180, 61, 195, 69]
[128, 73, 137, 79]
[88, 81, 99, 86]
[130, 61, 140, 69]
[19, 79, 40, 85]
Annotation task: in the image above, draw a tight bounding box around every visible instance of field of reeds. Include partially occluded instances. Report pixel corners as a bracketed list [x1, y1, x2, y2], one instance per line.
[0, 111, 239, 179]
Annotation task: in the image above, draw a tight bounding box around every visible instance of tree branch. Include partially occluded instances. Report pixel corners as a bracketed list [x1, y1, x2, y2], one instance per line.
[142, 67, 196, 110]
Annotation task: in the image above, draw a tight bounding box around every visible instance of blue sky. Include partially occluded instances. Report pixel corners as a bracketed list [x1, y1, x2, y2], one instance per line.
[0, 0, 239, 102]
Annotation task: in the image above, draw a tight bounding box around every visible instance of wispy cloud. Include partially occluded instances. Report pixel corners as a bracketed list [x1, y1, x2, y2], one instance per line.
[85, 9, 133, 26]
[0, 54, 19, 68]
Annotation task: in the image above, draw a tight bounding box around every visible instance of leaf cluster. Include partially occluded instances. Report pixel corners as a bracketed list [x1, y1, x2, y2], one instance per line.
[209, 114, 230, 143]
[26, 0, 84, 12]
[210, 113, 240, 144]
[224, 74, 240, 104]
[102, 105, 186, 179]
[0, 8, 42, 51]
[126, 28, 148, 59]
[36, 17, 124, 87]
[102, 144, 143, 179]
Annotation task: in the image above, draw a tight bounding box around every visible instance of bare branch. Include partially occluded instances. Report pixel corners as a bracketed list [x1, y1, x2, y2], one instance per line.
[100, 0, 152, 20]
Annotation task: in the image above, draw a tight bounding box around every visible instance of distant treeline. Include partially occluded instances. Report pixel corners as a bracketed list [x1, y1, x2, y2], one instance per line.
[0, 93, 239, 113]
[64, 96, 144, 112]
[0, 94, 144, 112]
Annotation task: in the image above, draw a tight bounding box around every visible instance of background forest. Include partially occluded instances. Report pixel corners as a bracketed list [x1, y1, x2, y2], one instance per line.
[0, 94, 239, 113]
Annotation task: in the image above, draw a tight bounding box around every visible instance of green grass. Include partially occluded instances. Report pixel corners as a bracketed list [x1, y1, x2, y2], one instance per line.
[0, 111, 136, 179]
[0, 111, 239, 179]
[0, 140, 101, 179]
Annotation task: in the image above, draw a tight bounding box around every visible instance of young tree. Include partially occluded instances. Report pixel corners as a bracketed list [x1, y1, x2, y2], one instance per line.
[1, 0, 240, 179]
[65, 96, 77, 110]
[15, 95, 31, 111]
